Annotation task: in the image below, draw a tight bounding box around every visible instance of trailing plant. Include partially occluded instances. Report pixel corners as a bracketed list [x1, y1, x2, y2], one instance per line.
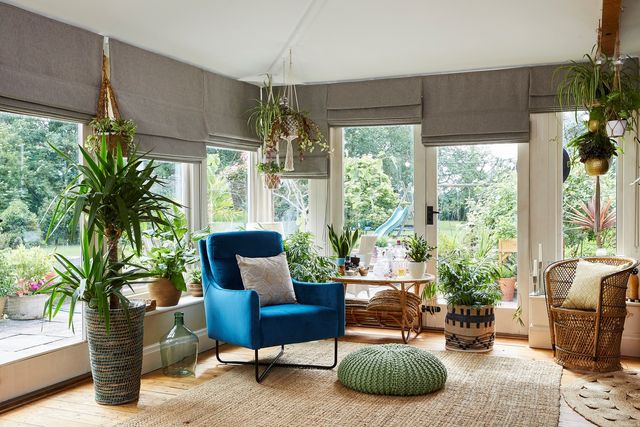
[567, 129, 618, 163]
[438, 248, 502, 307]
[46, 140, 179, 307]
[256, 160, 284, 174]
[403, 233, 435, 263]
[6, 245, 52, 296]
[284, 231, 337, 282]
[86, 117, 137, 152]
[38, 233, 149, 333]
[327, 225, 360, 259]
[141, 207, 196, 292]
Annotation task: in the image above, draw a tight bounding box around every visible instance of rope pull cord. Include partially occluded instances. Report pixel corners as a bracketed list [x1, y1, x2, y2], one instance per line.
[96, 54, 122, 120]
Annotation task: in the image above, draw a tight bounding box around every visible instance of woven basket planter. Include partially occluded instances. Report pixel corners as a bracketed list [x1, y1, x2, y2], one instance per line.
[86, 300, 145, 405]
[444, 305, 495, 352]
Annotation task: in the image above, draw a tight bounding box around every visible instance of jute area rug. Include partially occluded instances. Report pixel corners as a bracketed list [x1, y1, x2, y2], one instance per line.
[563, 370, 640, 426]
[119, 341, 561, 427]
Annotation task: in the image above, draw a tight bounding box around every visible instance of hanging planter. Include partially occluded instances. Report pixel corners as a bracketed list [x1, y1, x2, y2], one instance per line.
[584, 157, 611, 176]
[606, 119, 628, 137]
[263, 173, 282, 190]
[257, 160, 284, 190]
[567, 129, 618, 177]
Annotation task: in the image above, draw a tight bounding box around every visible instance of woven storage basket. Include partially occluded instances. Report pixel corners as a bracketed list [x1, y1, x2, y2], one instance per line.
[545, 257, 638, 372]
[367, 289, 421, 319]
[86, 300, 145, 405]
[444, 305, 495, 352]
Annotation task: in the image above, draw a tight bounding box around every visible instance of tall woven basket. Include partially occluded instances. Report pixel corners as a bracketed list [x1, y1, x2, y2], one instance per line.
[86, 300, 145, 405]
[444, 305, 495, 352]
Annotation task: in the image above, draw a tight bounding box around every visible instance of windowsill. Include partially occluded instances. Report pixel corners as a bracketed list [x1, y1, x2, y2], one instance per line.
[136, 295, 205, 318]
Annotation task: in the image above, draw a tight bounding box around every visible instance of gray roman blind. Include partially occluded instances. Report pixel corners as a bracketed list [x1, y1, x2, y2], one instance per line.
[422, 68, 530, 145]
[109, 40, 207, 159]
[204, 72, 260, 150]
[281, 84, 330, 178]
[327, 78, 422, 126]
[0, 3, 102, 121]
[529, 65, 565, 113]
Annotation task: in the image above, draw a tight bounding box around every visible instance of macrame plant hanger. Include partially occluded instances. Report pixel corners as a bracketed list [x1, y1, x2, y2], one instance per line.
[283, 50, 300, 172]
[94, 52, 126, 153]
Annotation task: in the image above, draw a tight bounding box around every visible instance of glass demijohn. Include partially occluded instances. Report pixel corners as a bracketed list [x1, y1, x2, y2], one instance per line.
[160, 312, 199, 377]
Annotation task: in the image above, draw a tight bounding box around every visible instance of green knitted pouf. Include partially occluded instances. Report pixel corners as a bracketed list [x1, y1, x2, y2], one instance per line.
[337, 344, 447, 396]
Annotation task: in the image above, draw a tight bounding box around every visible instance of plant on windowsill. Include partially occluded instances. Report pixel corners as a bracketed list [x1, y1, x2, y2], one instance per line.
[41, 140, 178, 405]
[142, 207, 197, 307]
[438, 248, 502, 352]
[496, 262, 517, 302]
[4, 246, 52, 320]
[403, 233, 436, 279]
[284, 231, 337, 282]
[86, 117, 137, 156]
[187, 269, 203, 297]
[327, 225, 360, 275]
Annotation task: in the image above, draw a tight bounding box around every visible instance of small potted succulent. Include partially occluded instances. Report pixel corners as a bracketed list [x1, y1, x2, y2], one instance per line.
[403, 233, 436, 278]
[86, 117, 137, 155]
[187, 269, 203, 297]
[327, 225, 360, 275]
[5, 246, 53, 320]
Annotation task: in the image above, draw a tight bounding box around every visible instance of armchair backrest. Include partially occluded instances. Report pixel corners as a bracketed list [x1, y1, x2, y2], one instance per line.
[200, 230, 284, 290]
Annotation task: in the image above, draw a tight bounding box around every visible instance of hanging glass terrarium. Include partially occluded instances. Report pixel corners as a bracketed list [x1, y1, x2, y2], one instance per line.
[160, 312, 199, 377]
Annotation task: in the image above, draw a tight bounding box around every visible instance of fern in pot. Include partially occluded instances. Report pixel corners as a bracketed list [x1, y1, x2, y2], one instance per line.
[438, 248, 501, 352]
[403, 233, 435, 279]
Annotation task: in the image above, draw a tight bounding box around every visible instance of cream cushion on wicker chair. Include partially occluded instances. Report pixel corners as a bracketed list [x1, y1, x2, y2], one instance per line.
[562, 260, 624, 310]
[236, 253, 297, 307]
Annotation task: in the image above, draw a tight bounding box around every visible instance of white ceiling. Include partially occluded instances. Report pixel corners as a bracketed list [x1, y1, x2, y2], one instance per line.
[3, 0, 639, 84]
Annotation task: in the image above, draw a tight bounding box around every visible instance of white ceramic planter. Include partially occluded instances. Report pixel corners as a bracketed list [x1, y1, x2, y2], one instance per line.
[606, 119, 627, 138]
[5, 294, 48, 320]
[408, 261, 426, 278]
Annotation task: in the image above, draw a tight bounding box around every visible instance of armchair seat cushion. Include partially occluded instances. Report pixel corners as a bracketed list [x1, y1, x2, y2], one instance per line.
[260, 304, 338, 348]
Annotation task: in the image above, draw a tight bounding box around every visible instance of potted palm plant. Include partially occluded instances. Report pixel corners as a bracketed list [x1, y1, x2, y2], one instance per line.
[42, 140, 178, 405]
[327, 225, 360, 275]
[439, 248, 502, 352]
[403, 233, 436, 278]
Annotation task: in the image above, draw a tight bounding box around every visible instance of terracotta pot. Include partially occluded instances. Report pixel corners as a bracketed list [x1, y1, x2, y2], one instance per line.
[584, 157, 611, 176]
[263, 173, 281, 190]
[187, 282, 203, 297]
[628, 272, 639, 300]
[148, 278, 181, 307]
[5, 294, 48, 320]
[498, 277, 517, 301]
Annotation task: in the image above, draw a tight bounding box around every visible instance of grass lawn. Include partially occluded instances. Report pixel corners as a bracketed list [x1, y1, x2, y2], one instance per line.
[438, 220, 465, 242]
[42, 244, 80, 258]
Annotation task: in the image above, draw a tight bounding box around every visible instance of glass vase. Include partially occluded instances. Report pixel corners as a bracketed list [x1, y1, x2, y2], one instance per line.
[160, 312, 199, 377]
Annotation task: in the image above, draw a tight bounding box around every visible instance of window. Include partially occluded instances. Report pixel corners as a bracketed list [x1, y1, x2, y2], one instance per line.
[343, 125, 414, 237]
[562, 112, 617, 257]
[273, 179, 309, 235]
[0, 111, 82, 364]
[437, 144, 519, 304]
[206, 147, 249, 232]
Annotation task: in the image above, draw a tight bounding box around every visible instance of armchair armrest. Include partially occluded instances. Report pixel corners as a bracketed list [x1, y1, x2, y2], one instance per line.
[203, 284, 261, 349]
[293, 279, 345, 336]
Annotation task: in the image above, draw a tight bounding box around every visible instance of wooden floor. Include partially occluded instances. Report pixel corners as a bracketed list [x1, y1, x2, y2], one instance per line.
[2, 327, 639, 426]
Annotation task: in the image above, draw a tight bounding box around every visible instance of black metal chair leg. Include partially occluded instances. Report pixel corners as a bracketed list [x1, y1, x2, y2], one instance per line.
[215, 337, 339, 383]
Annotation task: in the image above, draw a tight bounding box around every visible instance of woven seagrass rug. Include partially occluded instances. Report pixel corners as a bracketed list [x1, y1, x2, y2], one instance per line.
[563, 370, 640, 426]
[119, 341, 561, 427]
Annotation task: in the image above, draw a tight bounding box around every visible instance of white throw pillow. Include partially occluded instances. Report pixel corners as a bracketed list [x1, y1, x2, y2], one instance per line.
[236, 252, 297, 307]
[562, 260, 622, 310]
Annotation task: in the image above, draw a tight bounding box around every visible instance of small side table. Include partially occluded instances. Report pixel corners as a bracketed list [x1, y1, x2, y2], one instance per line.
[331, 274, 435, 343]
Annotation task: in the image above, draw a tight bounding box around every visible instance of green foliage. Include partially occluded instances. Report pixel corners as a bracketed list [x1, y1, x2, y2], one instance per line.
[568, 129, 618, 163]
[327, 225, 360, 258]
[465, 171, 517, 240]
[207, 152, 246, 224]
[343, 155, 399, 229]
[38, 233, 150, 334]
[284, 231, 337, 282]
[0, 251, 15, 297]
[141, 208, 196, 292]
[6, 245, 52, 284]
[375, 236, 389, 248]
[86, 118, 137, 151]
[256, 160, 284, 174]
[188, 269, 202, 284]
[496, 262, 516, 279]
[438, 248, 502, 307]
[403, 233, 435, 262]
[0, 199, 39, 248]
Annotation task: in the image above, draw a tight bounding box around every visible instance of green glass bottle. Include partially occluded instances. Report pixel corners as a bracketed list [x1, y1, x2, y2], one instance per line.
[160, 312, 199, 377]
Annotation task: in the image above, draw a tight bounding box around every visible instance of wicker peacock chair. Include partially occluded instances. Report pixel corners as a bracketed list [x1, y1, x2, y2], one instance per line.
[545, 257, 638, 372]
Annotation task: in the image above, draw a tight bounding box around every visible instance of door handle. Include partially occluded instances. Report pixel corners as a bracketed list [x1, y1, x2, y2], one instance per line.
[426, 205, 439, 225]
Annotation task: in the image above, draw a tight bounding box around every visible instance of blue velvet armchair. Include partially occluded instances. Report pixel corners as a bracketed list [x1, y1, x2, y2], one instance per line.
[199, 230, 345, 382]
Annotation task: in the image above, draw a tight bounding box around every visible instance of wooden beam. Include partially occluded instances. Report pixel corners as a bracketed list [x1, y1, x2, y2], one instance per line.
[601, 0, 622, 57]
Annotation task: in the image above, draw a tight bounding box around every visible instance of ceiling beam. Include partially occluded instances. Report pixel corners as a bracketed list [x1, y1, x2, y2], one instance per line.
[601, 0, 622, 56]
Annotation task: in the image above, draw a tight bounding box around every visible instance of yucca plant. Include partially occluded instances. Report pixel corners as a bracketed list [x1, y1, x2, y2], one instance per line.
[46, 140, 179, 307]
[327, 225, 360, 258]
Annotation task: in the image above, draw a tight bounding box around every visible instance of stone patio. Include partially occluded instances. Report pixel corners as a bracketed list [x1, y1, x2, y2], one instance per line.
[0, 305, 83, 364]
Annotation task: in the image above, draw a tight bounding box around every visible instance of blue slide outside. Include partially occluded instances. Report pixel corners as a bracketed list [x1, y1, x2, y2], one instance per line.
[374, 206, 409, 237]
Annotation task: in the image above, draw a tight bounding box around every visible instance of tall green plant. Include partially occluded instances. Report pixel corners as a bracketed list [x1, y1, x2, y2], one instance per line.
[438, 248, 502, 307]
[403, 233, 435, 262]
[46, 141, 179, 307]
[284, 231, 337, 282]
[327, 225, 360, 258]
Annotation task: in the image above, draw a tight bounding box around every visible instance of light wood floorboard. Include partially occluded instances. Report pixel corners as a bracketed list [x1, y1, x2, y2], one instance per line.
[2, 327, 639, 426]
